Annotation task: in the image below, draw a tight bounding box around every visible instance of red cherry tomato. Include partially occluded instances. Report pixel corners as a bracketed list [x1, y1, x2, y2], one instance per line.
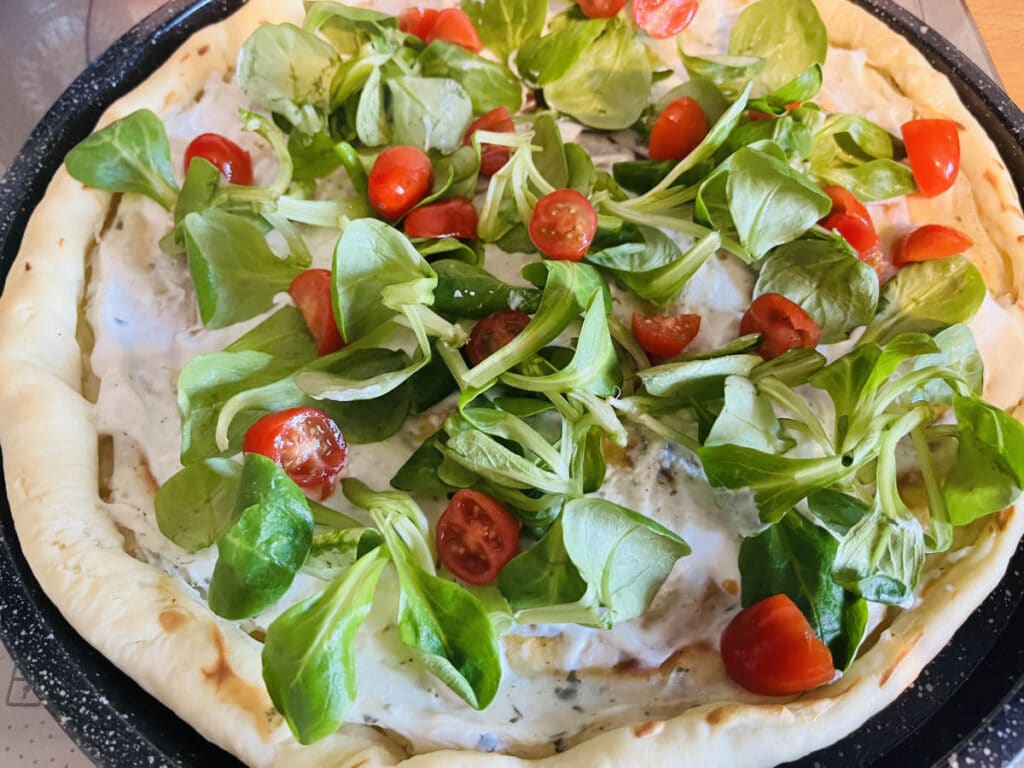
[398, 6, 440, 39]
[367, 146, 434, 220]
[424, 8, 482, 52]
[720, 594, 835, 696]
[289, 269, 345, 355]
[464, 107, 515, 177]
[648, 97, 709, 162]
[901, 118, 960, 197]
[184, 133, 253, 185]
[820, 213, 879, 255]
[740, 293, 821, 361]
[243, 407, 348, 500]
[529, 189, 598, 261]
[631, 312, 701, 358]
[403, 197, 479, 240]
[579, 0, 627, 18]
[893, 224, 974, 267]
[466, 310, 531, 366]
[633, 0, 699, 39]
[822, 185, 871, 223]
[436, 489, 520, 584]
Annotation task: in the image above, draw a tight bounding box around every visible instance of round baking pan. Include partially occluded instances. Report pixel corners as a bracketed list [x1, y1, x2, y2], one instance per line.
[0, 1, 1022, 766]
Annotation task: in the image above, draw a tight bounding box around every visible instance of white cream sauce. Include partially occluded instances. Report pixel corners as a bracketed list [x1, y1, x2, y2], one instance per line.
[83, 20, 1024, 761]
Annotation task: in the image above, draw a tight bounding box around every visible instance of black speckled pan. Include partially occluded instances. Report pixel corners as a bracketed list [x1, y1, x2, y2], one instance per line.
[0, 1, 1022, 766]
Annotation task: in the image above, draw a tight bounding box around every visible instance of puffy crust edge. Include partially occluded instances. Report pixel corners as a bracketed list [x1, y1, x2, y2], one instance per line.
[0, 1, 1021, 767]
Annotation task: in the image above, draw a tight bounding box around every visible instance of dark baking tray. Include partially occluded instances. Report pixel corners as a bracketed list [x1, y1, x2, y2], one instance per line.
[0, 1, 1022, 766]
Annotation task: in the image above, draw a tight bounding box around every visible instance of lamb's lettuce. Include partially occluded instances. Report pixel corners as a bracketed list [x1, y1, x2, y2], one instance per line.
[64, 109, 178, 209]
[237, 23, 340, 134]
[208, 454, 315, 619]
[262, 547, 387, 744]
[755, 235, 879, 343]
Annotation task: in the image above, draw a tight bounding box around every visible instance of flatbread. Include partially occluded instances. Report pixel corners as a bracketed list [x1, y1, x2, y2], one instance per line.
[0, 1, 1021, 766]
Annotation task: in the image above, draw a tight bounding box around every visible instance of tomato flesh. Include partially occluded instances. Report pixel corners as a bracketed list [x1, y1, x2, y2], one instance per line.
[404, 197, 479, 240]
[529, 189, 598, 261]
[648, 97, 709, 162]
[893, 224, 974, 267]
[289, 269, 345, 355]
[822, 185, 871, 222]
[367, 145, 434, 220]
[243, 407, 348, 500]
[398, 6, 440, 39]
[436, 489, 520, 584]
[464, 107, 515, 177]
[820, 212, 879, 255]
[740, 293, 821, 361]
[466, 310, 531, 366]
[424, 8, 483, 52]
[721, 594, 835, 696]
[632, 312, 701, 358]
[184, 133, 253, 185]
[902, 118, 960, 197]
[579, 0, 627, 18]
[633, 0, 699, 39]
[819, 185, 880, 258]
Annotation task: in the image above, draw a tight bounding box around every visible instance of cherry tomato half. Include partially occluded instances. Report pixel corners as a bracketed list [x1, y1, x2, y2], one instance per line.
[424, 8, 483, 52]
[740, 293, 821, 361]
[648, 97, 709, 162]
[466, 310, 531, 366]
[404, 197, 479, 240]
[289, 269, 345, 355]
[822, 185, 871, 223]
[436, 489, 520, 584]
[893, 224, 974, 267]
[633, 0, 699, 39]
[184, 133, 253, 185]
[579, 0, 627, 18]
[820, 213, 879, 255]
[367, 145, 434, 220]
[902, 118, 960, 197]
[243, 407, 348, 500]
[632, 312, 701, 358]
[720, 594, 835, 696]
[398, 6, 440, 39]
[529, 188, 598, 261]
[464, 107, 515, 176]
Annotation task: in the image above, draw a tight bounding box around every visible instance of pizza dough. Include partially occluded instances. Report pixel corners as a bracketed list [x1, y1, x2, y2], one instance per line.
[0, 1, 1022, 766]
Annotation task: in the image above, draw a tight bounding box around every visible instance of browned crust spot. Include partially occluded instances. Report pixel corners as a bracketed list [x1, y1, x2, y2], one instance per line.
[878, 631, 924, 688]
[202, 626, 278, 737]
[996, 505, 1015, 531]
[159, 607, 192, 633]
[58, 237, 65, 247]
[24, 262, 31, 272]
[632, 721, 665, 739]
[705, 706, 730, 726]
[198, 44, 210, 55]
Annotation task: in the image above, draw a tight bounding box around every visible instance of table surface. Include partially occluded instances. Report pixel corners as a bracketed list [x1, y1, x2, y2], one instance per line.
[0, 1, 1020, 767]
[966, 0, 1024, 105]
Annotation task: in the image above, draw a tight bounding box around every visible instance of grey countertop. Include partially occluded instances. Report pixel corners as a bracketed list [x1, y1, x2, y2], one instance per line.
[0, 1, 1015, 766]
